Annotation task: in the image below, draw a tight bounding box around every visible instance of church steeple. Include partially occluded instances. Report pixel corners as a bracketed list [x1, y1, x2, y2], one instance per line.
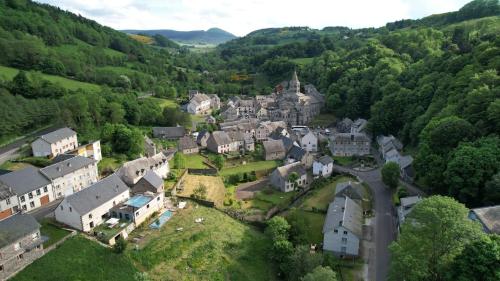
[290, 70, 300, 93]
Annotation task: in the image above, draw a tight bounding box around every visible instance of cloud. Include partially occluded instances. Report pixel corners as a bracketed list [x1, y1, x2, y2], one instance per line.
[35, 0, 471, 36]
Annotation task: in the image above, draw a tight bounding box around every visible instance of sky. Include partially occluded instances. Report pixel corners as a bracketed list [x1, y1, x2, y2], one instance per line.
[36, 0, 472, 36]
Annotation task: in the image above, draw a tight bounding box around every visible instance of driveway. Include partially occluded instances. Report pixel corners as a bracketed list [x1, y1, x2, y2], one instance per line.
[333, 164, 397, 281]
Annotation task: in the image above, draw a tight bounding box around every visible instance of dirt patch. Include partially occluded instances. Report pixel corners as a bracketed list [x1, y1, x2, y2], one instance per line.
[176, 174, 225, 207]
[235, 177, 269, 200]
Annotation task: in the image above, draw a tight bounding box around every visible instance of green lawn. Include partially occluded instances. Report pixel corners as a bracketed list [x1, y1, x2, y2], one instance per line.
[11, 236, 138, 281]
[284, 210, 326, 244]
[309, 113, 336, 127]
[0, 161, 32, 171]
[242, 187, 298, 212]
[185, 154, 208, 169]
[98, 157, 123, 174]
[220, 160, 280, 176]
[290, 57, 314, 66]
[39, 219, 71, 248]
[300, 176, 353, 211]
[332, 156, 356, 166]
[147, 97, 178, 109]
[128, 205, 276, 280]
[0, 65, 101, 92]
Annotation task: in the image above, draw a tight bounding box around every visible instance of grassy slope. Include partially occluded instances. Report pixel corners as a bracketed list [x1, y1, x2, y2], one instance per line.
[300, 176, 353, 211]
[0, 65, 101, 91]
[147, 97, 179, 109]
[11, 236, 138, 281]
[128, 205, 276, 281]
[220, 160, 280, 176]
[39, 219, 70, 248]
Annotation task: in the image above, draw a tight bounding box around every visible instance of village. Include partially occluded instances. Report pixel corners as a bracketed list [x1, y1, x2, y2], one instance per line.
[0, 73, 498, 281]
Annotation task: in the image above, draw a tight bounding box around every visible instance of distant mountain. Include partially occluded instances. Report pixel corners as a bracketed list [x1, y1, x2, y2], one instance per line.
[122, 27, 237, 45]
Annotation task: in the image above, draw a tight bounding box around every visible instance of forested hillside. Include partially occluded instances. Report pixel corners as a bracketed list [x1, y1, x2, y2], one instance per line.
[123, 27, 237, 45]
[210, 0, 500, 207]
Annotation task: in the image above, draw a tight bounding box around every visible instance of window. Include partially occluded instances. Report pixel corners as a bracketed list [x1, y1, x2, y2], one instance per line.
[342, 238, 348, 244]
[18, 254, 23, 260]
[135, 211, 140, 216]
[157, 197, 160, 201]
[6, 198, 10, 205]
[334, 229, 338, 234]
[43, 186, 48, 193]
[89, 214, 92, 219]
[30, 202, 35, 208]
[147, 204, 150, 209]
[69, 207, 72, 212]
[28, 192, 33, 199]
[341, 247, 346, 253]
[89, 221, 94, 228]
[22, 205, 27, 211]
[343, 231, 348, 235]
[20, 196, 25, 202]
[36, 189, 41, 196]
[60, 206, 64, 211]
[0, 264, 3, 271]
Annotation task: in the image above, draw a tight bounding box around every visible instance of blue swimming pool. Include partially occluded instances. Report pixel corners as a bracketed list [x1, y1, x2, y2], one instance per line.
[126, 195, 152, 208]
[149, 210, 173, 229]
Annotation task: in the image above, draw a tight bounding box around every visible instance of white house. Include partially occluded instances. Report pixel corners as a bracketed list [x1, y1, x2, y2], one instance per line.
[31, 128, 78, 157]
[300, 130, 318, 152]
[206, 131, 238, 154]
[55, 174, 130, 232]
[313, 156, 334, 177]
[270, 162, 307, 192]
[40, 155, 98, 199]
[187, 93, 212, 115]
[0, 167, 54, 212]
[0, 182, 19, 220]
[323, 196, 362, 257]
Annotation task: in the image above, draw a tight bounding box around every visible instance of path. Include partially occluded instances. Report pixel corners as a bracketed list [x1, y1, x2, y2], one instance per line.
[333, 164, 397, 281]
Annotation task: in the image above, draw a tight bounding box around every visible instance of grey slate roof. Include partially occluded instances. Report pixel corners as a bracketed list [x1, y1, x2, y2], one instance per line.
[139, 170, 164, 189]
[197, 131, 209, 143]
[275, 162, 307, 180]
[51, 154, 77, 164]
[400, 196, 422, 208]
[323, 196, 362, 237]
[318, 155, 334, 165]
[335, 181, 364, 200]
[470, 205, 500, 234]
[178, 135, 198, 150]
[263, 139, 286, 154]
[0, 166, 51, 195]
[37, 128, 76, 144]
[210, 131, 233, 146]
[153, 127, 186, 139]
[333, 133, 370, 142]
[40, 156, 96, 180]
[65, 174, 129, 215]
[399, 155, 414, 169]
[0, 213, 40, 248]
[287, 145, 307, 161]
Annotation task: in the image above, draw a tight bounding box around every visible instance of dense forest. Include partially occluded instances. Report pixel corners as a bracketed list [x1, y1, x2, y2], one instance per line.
[0, 0, 498, 207]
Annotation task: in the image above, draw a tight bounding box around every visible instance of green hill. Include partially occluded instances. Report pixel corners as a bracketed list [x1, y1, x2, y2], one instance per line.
[122, 27, 237, 45]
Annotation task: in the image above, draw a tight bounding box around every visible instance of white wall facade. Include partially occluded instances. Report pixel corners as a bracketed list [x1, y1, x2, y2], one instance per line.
[31, 139, 52, 157]
[301, 132, 318, 152]
[18, 184, 55, 212]
[51, 163, 98, 199]
[313, 162, 333, 177]
[323, 226, 360, 256]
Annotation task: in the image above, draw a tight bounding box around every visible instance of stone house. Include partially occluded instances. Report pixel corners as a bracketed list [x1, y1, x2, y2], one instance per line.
[206, 131, 238, 154]
[0, 167, 55, 212]
[118, 152, 170, 186]
[178, 136, 199, 155]
[55, 174, 130, 232]
[152, 127, 186, 141]
[330, 133, 370, 156]
[335, 181, 364, 201]
[270, 162, 307, 192]
[323, 196, 362, 257]
[263, 139, 286, 160]
[187, 93, 212, 115]
[31, 127, 78, 158]
[286, 145, 313, 168]
[300, 130, 318, 153]
[313, 155, 334, 177]
[0, 214, 44, 280]
[40, 155, 98, 199]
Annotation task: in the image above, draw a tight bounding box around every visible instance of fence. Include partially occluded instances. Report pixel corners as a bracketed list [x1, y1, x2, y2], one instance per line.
[187, 168, 218, 175]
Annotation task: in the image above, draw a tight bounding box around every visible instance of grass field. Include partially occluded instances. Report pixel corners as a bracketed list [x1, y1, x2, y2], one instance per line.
[300, 176, 353, 211]
[0, 161, 32, 171]
[309, 113, 336, 127]
[220, 160, 280, 176]
[147, 97, 178, 109]
[98, 157, 123, 175]
[0, 65, 101, 92]
[128, 205, 276, 281]
[291, 57, 314, 66]
[241, 187, 298, 212]
[168, 153, 208, 170]
[11, 236, 138, 281]
[39, 219, 71, 248]
[177, 174, 225, 206]
[128, 34, 154, 44]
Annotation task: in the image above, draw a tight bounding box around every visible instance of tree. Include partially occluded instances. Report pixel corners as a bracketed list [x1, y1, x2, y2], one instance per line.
[288, 172, 300, 191]
[214, 155, 225, 170]
[447, 234, 500, 281]
[382, 162, 400, 189]
[265, 216, 291, 242]
[484, 172, 500, 205]
[10, 70, 32, 97]
[301, 266, 337, 281]
[113, 237, 127, 253]
[193, 184, 207, 200]
[107, 102, 125, 123]
[389, 196, 484, 281]
[285, 245, 324, 281]
[173, 152, 186, 169]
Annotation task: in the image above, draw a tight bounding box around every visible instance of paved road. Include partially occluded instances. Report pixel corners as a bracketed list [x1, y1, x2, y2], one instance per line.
[333, 164, 397, 281]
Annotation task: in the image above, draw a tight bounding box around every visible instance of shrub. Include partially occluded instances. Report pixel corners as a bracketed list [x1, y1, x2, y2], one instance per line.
[113, 237, 127, 253]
